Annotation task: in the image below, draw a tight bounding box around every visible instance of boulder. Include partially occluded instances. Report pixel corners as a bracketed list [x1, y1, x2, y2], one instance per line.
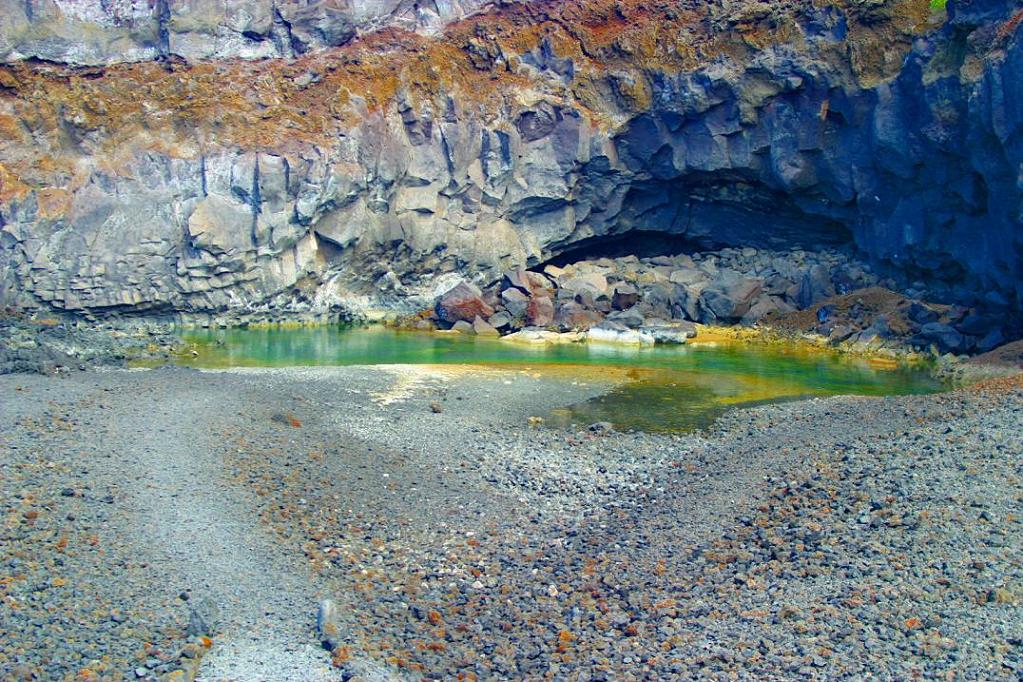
[762, 273, 795, 296]
[504, 269, 555, 298]
[588, 322, 655, 346]
[916, 322, 967, 354]
[561, 272, 609, 297]
[908, 302, 939, 325]
[501, 287, 531, 318]
[741, 295, 794, 325]
[669, 268, 705, 286]
[451, 320, 475, 334]
[977, 329, 1006, 353]
[796, 265, 835, 309]
[639, 283, 674, 318]
[575, 289, 613, 314]
[472, 316, 500, 336]
[640, 322, 697, 344]
[854, 315, 892, 345]
[487, 311, 513, 331]
[698, 277, 763, 323]
[436, 282, 494, 324]
[612, 283, 640, 311]
[526, 296, 555, 327]
[543, 264, 568, 279]
[554, 301, 604, 331]
[503, 330, 586, 344]
[957, 313, 999, 336]
[607, 307, 645, 329]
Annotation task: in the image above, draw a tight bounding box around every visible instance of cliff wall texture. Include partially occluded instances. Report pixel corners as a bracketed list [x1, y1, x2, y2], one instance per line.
[0, 0, 503, 64]
[0, 0, 1020, 322]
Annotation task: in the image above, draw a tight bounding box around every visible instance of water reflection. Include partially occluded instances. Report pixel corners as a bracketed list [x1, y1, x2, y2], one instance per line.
[179, 326, 945, 432]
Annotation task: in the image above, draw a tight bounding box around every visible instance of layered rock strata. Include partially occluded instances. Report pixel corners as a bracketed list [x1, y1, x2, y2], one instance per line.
[0, 0, 1020, 336]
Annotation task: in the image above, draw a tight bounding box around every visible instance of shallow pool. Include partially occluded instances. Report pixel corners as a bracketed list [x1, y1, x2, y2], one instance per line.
[176, 326, 946, 432]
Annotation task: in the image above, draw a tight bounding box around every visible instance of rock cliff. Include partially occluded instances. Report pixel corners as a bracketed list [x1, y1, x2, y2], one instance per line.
[0, 0, 503, 64]
[0, 0, 1020, 327]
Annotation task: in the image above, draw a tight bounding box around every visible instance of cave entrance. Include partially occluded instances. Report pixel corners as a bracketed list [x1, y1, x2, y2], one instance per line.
[543, 231, 699, 267]
[540, 178, 856, 269]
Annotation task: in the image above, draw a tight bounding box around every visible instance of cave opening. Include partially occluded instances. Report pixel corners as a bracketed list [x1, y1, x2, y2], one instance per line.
[543, 231, 700, 267]
[540, 176, 857, 270]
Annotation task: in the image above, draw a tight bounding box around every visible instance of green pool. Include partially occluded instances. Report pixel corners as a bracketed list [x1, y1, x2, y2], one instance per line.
[176, 325, 946, 432]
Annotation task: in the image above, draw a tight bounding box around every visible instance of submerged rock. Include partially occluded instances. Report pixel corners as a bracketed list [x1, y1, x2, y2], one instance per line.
[640, 322, 697, 345]
[588, 323, 655, 346]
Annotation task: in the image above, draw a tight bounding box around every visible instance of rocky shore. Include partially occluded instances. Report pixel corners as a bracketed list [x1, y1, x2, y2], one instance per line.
[0, 310, 182, 376]
[408, 247, 1014, 358]
[2, 362, 1021, 680]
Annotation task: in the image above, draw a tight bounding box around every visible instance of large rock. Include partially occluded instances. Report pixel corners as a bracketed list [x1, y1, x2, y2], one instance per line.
[504, 269, 555, 299]
[436, 282, 494, 325]
[796, 265, 836, 310]
[501, 288, 530, 319]
[640, 322, 697, 344]
[526, 296, 555, 327]
[698, 277, 763, 323]
[611, 283, 640, 311]
[472, 316, 500, 336]
[560, 272, 609, 297]
[916, 322, 968, 354]
[554, 301, 604, 331]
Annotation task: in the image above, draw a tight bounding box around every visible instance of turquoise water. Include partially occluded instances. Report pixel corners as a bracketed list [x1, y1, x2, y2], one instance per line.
[176, 326, 945, 432]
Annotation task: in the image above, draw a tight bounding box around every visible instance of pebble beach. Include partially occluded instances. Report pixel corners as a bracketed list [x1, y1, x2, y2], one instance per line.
[2, 362, 1022, 681]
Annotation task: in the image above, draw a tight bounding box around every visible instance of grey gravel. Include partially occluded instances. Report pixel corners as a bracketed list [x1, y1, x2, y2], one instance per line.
[1, 365, 1021, 681]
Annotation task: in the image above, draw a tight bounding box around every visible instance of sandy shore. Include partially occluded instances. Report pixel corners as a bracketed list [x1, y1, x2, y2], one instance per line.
[1, 364, 1021, 681]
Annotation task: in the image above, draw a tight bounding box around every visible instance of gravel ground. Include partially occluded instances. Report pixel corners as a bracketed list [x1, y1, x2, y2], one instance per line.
[1, 364, 1021, 681]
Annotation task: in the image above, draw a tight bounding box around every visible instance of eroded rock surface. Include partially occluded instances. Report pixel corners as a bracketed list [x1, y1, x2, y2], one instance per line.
[0, 0, 506, 64]
[0, 0, 1020, 335]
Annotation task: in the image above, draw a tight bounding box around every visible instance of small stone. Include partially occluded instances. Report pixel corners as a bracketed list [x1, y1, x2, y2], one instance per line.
[985, 588, 1017, 605]
[186, 598, 219, 637]
[429, 401, 443, 414]
[318, 599, 343, 651]
[179, 643, 203, 659]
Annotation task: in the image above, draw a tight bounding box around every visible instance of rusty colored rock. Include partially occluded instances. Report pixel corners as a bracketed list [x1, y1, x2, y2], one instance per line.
[436, 282, 494, 325]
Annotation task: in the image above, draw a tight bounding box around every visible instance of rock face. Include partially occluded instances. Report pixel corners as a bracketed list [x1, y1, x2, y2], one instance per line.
[0, 0, 1020, 331]
[0, 0, 505, 65]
